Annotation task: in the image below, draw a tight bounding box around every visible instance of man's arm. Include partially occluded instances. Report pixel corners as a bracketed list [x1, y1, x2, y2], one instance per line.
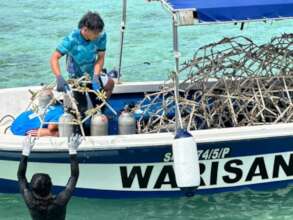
[27, 124, 59, 137]
[17, 136, 35, 205]
[54, 155, 79, 206]
[51, 35, 73, 92]
[93, 52, 105, 76]
[50, 51, 63, 77]
[51, 51, 69, 92]
[51, 34, 73, 78]
[92, 52, 106, 91]
[55, 134, 81, 206]
[93, 32, 106, 76]
[17, 155, 29, 194]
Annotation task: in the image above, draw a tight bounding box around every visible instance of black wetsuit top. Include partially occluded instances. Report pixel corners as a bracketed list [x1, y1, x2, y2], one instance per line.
[17, 155, 79, 220]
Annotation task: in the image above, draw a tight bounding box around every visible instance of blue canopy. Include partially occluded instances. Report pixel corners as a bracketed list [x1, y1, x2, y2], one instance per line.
[165, 0, 293, 23]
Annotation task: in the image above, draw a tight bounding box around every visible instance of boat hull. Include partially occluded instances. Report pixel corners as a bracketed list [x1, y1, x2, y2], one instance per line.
[1, 134, 293, 198]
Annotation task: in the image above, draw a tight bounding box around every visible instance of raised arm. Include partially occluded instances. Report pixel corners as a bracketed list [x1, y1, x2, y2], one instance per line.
[55, 134, 81, 206]
[17, 136, 35, 203]
[17, 155, 29, 193]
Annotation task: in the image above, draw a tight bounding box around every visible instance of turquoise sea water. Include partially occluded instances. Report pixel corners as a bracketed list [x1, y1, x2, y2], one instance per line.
[2, 188, 293, 220]
[0, 0, 292, 87]
[0, 0, 293, 219]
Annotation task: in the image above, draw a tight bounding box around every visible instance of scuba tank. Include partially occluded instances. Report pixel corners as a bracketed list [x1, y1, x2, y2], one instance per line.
[90, 111, 108, 136]
[118, 105, 136, 135]
[38, 88, 53, 110]
[58, 112, 74, 137]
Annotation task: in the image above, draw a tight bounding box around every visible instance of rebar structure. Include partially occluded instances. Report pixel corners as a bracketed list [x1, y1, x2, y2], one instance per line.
[136, 34, 293, 133]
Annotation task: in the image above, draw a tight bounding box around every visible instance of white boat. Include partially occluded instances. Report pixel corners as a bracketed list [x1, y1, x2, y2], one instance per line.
[0, 0, 293, 198]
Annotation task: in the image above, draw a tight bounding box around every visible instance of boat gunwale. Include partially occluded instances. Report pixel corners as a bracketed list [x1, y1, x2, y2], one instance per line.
[1, 122, 293, 152]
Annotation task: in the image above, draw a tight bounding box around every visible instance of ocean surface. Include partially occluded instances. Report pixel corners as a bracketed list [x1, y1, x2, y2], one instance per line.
[0, 0, 292, 219]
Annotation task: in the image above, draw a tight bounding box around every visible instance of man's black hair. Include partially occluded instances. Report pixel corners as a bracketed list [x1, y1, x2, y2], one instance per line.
[30, 173, 52, 197]
[78, 11, 104, 32]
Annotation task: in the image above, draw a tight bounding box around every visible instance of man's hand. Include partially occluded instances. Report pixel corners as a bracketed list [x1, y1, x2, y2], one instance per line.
[56, 75, 69, 92]
[68, 134, 82, 155]
[26, 129, 39, 137]
[92, 74, 102, 91]
[22, 136, 36, 157]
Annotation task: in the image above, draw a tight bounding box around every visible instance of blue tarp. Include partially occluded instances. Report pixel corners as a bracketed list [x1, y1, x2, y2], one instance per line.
[166, 0, 293, 23]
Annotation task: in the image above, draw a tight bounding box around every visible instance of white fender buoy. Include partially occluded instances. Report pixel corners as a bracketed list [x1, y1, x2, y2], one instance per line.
[172, 129, 200, 196]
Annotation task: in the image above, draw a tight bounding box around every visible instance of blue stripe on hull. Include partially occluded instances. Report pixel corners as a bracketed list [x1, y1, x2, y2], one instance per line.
[1, 135, 293, 164]
[2, 178, 293, 199]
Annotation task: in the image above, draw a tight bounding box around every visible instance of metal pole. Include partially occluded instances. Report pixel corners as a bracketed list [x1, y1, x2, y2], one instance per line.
[172, 15, 183, 131]
[118, 0, 127, 83]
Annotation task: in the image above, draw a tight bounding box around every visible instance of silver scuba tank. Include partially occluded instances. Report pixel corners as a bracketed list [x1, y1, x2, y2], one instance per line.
[58, 112, 74, 137]
[118, 108, 136, 135]
[38, 88, 53, 110]
[90, 111, 108, 136]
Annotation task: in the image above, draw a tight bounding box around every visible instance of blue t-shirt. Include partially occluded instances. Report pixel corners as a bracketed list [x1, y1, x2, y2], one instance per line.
[11, 105, 64, 136]
[57, 29, 107, 78]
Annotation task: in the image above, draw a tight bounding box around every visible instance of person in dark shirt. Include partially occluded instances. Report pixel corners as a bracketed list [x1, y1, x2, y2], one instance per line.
[17, 134, 82, 220]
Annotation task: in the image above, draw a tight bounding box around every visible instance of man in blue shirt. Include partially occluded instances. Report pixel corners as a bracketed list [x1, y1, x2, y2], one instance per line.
[50, 11, 114, 98]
